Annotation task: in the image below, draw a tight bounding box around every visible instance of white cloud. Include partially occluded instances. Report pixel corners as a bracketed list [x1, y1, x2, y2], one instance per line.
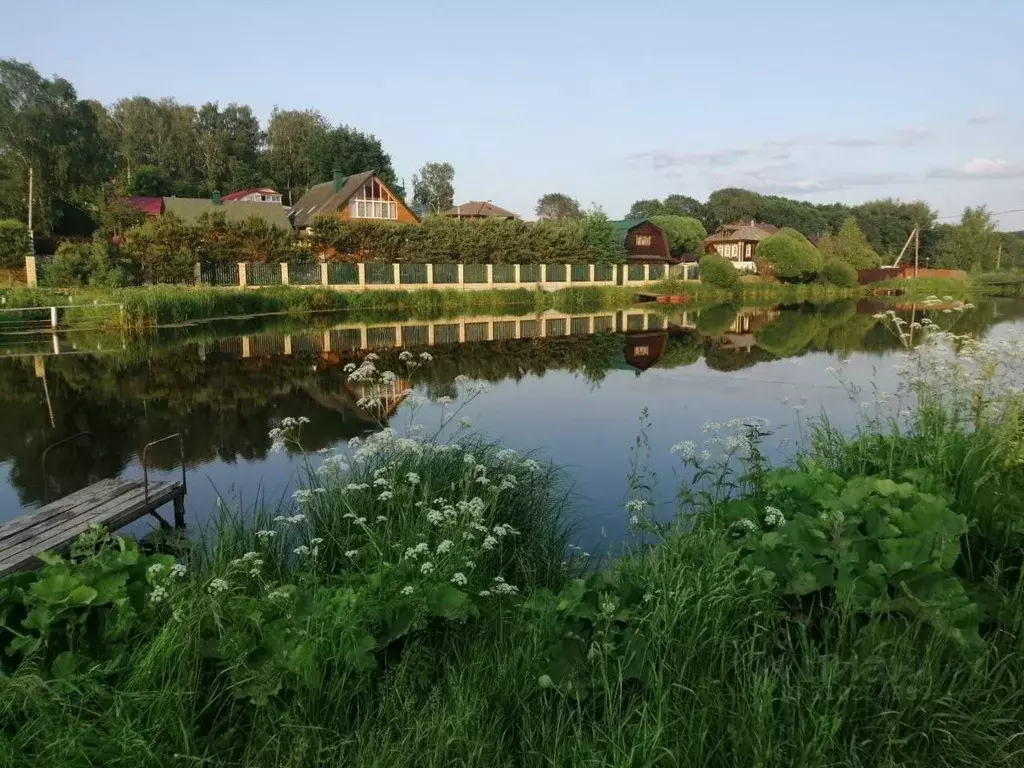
[929, 158, 1024, 180]
[967, 110, 1000, 125]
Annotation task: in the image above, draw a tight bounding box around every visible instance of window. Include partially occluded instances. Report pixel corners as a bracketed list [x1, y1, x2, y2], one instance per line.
[349, 178, 398, 220]
[635, 234, 652, 247]
[745, 243, 752, 258]
[634, 345, 650, 356]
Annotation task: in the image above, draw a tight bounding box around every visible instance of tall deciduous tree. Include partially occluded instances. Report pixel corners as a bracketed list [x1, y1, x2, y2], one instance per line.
[264, 108, 329, 204]
[832, 216, 882, 270]
[411, 162, 455, 214]
[535, 193, 582, 220]
[650, 215, 707, 256]
[626, 199, 667, 219]
[706, 188, 762, 230]
[934, 207, 1000, 272]
[309, 125, 404, 199]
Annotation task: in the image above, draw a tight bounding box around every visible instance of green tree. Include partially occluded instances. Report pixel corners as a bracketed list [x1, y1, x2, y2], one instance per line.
[662, 194, 708, 223]
[128, 164, 172, 196]
[0, 218, 29, 268]
[934, 207, 1000, 272]
[264, 108, 329, 204]
[580, 209, 626, 265]
[535, 193, 582, 220]
[832, 216, 882, 270]
[696, 301, 741, 336]
[626, 199, 668, 219]
[757, 229, 821, 282]
[309, 125, 404, 199]
[820, 259, 858, 288]
[698, 253, 741, 291]
[706, 188, 762, 231]
[650, 215, 707, 257]
[850, 198, 935, 260]
[411, 162, 455, 214]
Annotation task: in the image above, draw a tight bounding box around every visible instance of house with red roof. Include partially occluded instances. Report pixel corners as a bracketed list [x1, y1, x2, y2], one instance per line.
[126, 196, 163, 216]
[221, 188, 283, 204]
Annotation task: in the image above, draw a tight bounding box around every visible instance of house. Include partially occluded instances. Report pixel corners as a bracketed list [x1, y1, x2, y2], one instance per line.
[611, 219, 672, 262]
[161, 195, 292, 230]
[221, 187, 283, 204]
[125, 196, 163, 216]
[289, 171, 418, 230]
[441, 201, 519, 220]
[702, 220, 779, 262]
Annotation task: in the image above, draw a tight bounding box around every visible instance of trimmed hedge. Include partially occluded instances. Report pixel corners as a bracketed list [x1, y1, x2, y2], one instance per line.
[820, 259, 858, 288]
[698, 253, 741, 291]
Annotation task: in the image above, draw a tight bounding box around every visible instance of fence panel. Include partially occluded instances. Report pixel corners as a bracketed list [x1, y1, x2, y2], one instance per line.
[545, 264, 567, 282]
[365, 263, 395, 285]
[399, 264, 428, 285]
[464, 322, 489, 342]
[291, 333, 323, 354]
[593, 315, 613, 332]
[433, 264, 459, 284]
[626, 314, 644, 331]
[594, 264, 614, 282]
[464, 264, 488, 284]
[366, 326, 397, 347]
[571, 264, 590, 282]
[648, 264, 665, 280]
[570, 317, 590, 335]
[519, 264, 541, 283]
[330, 328, 363, 350]
[545, 318, 567, 336]
[493, 320, 516, 339]
[627, 264, 646, 281]
[327, 263, 359, 285]
[248, 263, 282, 286]
[434, 323, 460, 344]
[492, 264, 516, 284]
[519, 319, 540, 338]
[290, 263, 321, 285]
[401, 325, 429, 346]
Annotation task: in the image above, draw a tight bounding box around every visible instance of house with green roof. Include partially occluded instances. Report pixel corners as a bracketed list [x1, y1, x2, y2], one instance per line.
[610, 219, 672, 262]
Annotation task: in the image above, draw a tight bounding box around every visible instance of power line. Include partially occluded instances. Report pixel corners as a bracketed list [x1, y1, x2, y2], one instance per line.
[936, 206, 1024, 220]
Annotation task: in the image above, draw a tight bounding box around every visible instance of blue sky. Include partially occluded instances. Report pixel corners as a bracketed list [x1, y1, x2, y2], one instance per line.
[4, 1, 1023, 228]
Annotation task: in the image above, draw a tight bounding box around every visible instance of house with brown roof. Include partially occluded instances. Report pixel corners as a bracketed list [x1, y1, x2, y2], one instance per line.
[703, 220, 779, 264]
[612, 219, 673, 262]
[441, 201, 519, 220]
[289, 171, 418, 230]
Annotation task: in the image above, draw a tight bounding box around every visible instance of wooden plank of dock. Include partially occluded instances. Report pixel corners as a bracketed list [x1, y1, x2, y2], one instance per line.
[0, 478, 184, 576]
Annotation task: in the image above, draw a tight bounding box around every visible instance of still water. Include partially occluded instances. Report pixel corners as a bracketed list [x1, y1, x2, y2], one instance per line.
[2, 298, 1021, 553]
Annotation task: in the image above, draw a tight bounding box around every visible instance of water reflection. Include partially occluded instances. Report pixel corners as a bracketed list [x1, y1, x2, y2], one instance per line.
[1, 298, 1021, 526]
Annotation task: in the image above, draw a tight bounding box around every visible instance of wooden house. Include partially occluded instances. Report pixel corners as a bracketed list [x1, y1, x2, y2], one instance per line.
[611, 219, 672, 261]
[221, 187, 284, 204]
[702, 220, 779, 262]
[289, 171, 418, 230]
[441, 201, 519, 220]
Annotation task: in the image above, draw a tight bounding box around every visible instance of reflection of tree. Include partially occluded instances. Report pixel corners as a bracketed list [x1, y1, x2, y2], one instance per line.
[755, 308, 822, 357]
[702, 342, 777, 372]
[696, 302, 741, 337]
[654, 331, 702, 369]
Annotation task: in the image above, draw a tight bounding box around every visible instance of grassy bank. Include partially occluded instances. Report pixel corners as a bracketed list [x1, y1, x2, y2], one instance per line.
[1, 279, 863, 331]
[2, 329, 1024, 765]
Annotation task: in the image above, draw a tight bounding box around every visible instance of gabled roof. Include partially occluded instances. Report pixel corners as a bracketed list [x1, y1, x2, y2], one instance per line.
[221, 187, 281, 201]
[126, 196, 163, 216]
[442, 201, 519, 219]
[610, 218, 649, 245]
[289, 171, 376, 228]
[161, 198, 292, 230]
[704, 225, 772, 244]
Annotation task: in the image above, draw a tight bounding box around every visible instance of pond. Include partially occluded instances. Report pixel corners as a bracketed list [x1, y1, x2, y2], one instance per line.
[2, 297, 1021, 554]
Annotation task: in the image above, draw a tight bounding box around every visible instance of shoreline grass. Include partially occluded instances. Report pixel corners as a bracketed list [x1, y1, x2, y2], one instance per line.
[3, 331, 1024, 765]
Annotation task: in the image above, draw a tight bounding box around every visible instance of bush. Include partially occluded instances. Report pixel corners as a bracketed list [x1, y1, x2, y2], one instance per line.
[650, 215, 707, 257]
[820, 259, 858, 288]
[757, 229, 821, 282]
[0, 219, 29, 269]
[696, 301, 740, 336]
[698, 252, 741, 291]
[45, 238, 127, 287]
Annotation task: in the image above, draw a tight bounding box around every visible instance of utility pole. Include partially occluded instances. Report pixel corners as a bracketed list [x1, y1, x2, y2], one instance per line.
[997, 242, 1002, 271]
[27, 165, 34, 255]
[914, 225, 920, 277]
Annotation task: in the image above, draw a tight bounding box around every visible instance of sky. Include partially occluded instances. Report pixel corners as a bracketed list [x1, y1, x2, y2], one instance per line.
[4, 0, 1023, 229]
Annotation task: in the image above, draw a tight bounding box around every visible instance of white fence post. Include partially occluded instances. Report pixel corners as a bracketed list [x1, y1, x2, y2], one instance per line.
[357, 263, 366, 288]
[280, 262, 289, 285]
[320, 262, 328, 286]
[393, 263, 400, 286]
[426, 263, 434, 286]
[238, 263, 247, 287]
[25, 256, 37, 287]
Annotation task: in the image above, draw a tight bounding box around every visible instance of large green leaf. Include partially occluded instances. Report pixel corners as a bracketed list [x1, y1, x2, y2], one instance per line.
[428, 585, 472, 620]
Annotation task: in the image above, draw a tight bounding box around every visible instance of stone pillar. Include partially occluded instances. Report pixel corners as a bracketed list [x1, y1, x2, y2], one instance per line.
[457, 323, 465, 342]
[357, 263, 366, 288]
[238, 263, 247, 287]
[457, 263, 465, 288]
[25, 256, 37, 287]
[486, 264, 493, 285]
[241, 336, 251, 358]
[193, 262, 202, 284]
[392, 263, 401, 286]
[320, 262, 329, 285]
[514, 264, 521, 285]
[565, 264, 572, 284]
[283, 335, 292, 356]
[323, 330, 332, 352]
[280, 262, 290, 285]
[540, 264, 547, 284]
[427, 324, 435, 345]
[588, 264, 595, 283]
[644, 264, 651, 283]
[426, 263, 434, 286]
[358, 327, 367, 349]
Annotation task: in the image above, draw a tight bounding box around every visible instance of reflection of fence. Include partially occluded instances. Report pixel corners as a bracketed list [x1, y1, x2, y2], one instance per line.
[25, 256, 700, 290]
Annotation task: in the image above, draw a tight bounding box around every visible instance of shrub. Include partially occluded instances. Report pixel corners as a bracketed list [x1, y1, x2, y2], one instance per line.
[696, 301, 740, 336]
[0, 219, 29, 269]
[698, 252, 741, 291]
[820, 259, 858, 288]
[650, 215, 707, 257]
[45, 238, 127, 287]
[757, 229, 821, 282]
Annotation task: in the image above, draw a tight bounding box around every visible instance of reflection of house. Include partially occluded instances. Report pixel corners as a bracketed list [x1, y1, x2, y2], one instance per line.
[612, 330, 669, 374]
[612, 219, 672, 261]
[162, 196, 293, 230]
[442, 201, 519, 220]
[703, 220, 778, 263]
[289, 171, 419, 231]
[221, 187, 283, 204]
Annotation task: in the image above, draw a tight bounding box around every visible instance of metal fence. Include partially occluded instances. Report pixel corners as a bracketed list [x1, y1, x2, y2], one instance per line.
[365, 263, 394, 285]
[545, 264, 567, 282]
[492, 264, 516, 283]
[289, 263, 321, 285]
[248, 263, 282, 286]
[433, 264, 459, 284]
[399, 264, 428, 284]
[519, 264, 541, 283]
[328, 263, 359, 285]
[463, 264, 488, 284]
[571, 264, 590, 282]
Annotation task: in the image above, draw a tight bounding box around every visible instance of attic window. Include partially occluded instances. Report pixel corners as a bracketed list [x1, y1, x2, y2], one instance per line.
[635, 235, 652, 247]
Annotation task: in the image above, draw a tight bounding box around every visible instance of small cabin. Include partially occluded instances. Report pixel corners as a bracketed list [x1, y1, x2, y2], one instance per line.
[612, 219, 672, 261]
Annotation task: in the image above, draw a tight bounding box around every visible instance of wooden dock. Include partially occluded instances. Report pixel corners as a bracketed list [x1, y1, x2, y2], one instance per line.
[0, 478, 185, 576]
